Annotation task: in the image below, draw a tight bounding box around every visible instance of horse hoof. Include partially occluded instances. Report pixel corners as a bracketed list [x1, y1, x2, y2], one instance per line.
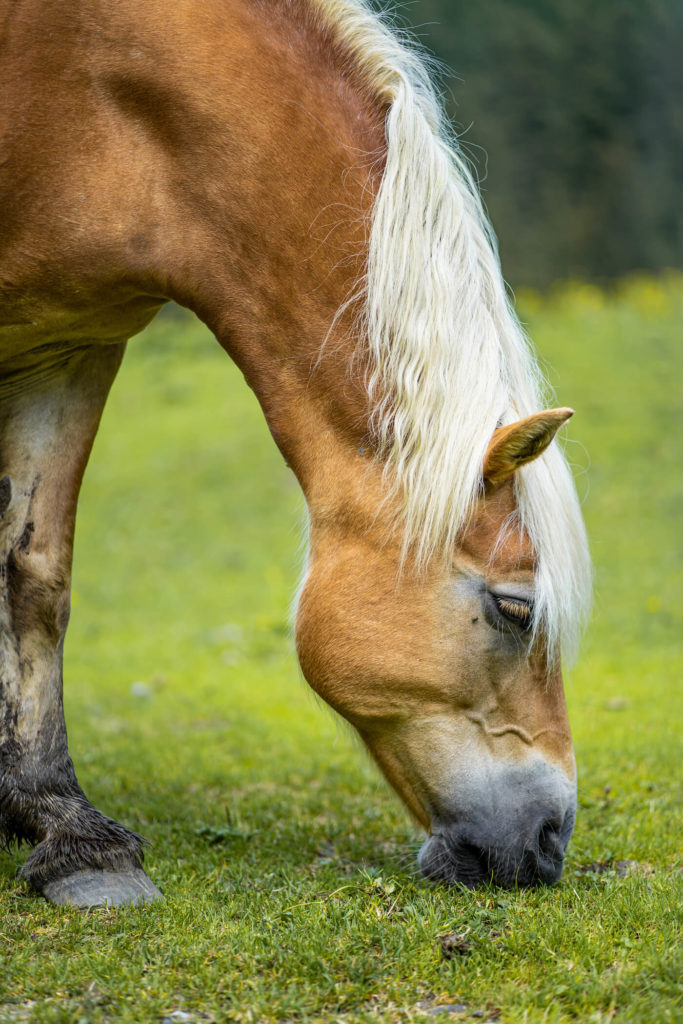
[41, 867, 163, 908]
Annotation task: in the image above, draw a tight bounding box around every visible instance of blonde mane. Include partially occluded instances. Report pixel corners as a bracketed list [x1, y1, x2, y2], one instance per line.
[309, 0, 592, 661]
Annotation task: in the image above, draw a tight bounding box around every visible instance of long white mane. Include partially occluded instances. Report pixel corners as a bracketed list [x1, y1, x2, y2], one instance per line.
[310, 0, 592, 661]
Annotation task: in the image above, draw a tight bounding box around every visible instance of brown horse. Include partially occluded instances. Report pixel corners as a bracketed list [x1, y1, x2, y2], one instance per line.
[0, 0, 591, 906]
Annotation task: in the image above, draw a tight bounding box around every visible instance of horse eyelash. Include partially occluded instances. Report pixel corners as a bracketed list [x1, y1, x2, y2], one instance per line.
[494, 596, 533, 627]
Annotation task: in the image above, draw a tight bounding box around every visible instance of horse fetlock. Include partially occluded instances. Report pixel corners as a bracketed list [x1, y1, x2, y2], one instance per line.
[0, 752, 146, 887]
[21, 817, 146, 890]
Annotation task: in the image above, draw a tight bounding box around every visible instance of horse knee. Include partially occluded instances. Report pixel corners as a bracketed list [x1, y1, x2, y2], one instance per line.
[5, 546, 71, 646]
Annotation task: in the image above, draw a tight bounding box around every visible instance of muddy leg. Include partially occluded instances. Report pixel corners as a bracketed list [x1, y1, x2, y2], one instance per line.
[0, 344, 161, 906]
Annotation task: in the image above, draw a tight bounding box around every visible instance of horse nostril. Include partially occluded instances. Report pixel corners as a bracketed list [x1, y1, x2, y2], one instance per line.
[456, 840, 492, 887]
[537, 816, 565, 862]
[418, 833, 492, 887]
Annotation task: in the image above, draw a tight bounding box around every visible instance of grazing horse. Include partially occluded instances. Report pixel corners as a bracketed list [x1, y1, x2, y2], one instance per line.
[0, 0, 591, 906]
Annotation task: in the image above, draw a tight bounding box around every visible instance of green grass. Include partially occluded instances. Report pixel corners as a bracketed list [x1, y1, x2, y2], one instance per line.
[1, 276, 681, 1024]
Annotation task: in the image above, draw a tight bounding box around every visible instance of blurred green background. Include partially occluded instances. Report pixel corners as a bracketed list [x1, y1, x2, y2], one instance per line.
[392, 0, 682, 286]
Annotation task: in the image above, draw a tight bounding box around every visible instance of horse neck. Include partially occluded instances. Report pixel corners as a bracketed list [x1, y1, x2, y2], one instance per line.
[149, 0, 390, 527]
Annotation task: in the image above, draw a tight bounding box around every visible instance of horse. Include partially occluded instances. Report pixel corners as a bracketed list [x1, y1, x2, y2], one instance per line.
[0, 0, 591, 907]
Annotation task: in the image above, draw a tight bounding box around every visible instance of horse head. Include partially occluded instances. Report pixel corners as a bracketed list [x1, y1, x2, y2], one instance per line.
[296, 408, 578, 887]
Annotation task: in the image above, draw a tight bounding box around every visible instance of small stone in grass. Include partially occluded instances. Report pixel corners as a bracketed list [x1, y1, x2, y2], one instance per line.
[578, 859, 654, 877]
[427, 1005, 469, 1016]
[614, 859, 654, 877]
[438, 931, 472, 958]
[316, 840, 337, 860]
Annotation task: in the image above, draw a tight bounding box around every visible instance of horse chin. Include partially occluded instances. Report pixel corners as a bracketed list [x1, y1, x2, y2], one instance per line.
[418, 807, 575, 889]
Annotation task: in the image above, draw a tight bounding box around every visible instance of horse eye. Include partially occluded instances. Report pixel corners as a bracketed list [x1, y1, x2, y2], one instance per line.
[492, 595, 533, 630]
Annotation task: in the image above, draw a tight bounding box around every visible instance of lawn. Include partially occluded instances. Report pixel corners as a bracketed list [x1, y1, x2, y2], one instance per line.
[1, 276, 681, 1023]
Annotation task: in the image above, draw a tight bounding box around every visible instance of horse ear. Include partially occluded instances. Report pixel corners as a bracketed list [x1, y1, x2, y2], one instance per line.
[483, 407, 574, 485]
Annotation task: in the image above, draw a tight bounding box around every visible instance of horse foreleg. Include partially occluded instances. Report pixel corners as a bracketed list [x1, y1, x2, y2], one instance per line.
[0, 343, 161, 907]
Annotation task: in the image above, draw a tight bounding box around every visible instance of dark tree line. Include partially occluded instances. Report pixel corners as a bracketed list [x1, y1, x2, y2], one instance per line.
[390, 0, 683, 287]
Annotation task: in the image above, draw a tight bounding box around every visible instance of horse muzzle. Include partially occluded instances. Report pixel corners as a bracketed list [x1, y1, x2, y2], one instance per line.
[418, 761, 576, 888]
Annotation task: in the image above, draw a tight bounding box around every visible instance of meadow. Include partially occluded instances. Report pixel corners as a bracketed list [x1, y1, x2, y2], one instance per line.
[1, 276, 681, 1024]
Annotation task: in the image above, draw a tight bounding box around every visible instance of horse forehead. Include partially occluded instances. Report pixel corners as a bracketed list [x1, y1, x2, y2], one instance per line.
[459, 483, 536, 573]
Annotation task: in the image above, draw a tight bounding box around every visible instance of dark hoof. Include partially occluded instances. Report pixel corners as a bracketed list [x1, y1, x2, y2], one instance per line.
[41, 867, 163, 908]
